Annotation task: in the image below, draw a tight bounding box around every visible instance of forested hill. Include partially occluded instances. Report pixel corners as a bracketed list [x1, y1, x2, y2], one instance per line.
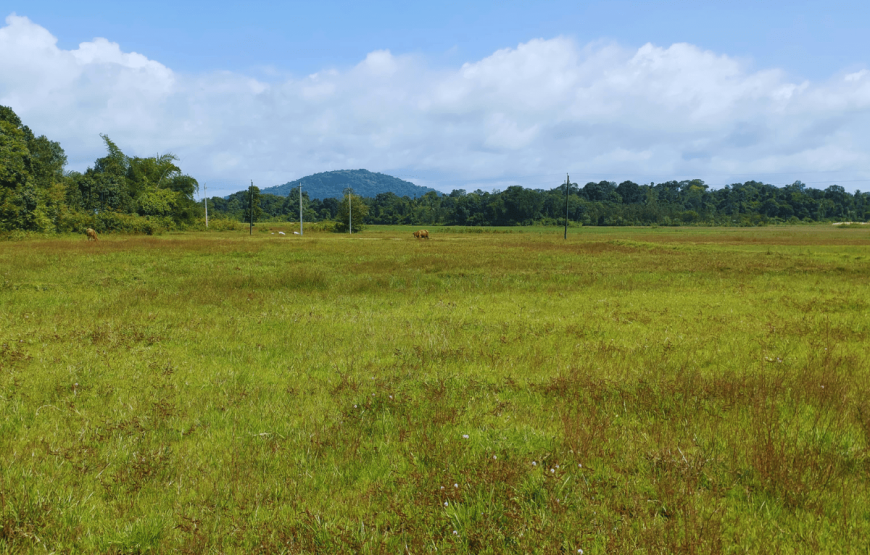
[260, 169, 438, 200]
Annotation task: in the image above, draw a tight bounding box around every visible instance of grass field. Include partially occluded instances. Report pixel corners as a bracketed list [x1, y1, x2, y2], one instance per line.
[1, 225, 869, 554]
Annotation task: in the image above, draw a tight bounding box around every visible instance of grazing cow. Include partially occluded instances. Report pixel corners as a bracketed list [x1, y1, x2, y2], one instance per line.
[413, 230, 421, 239]
[86, 228, 98, 241]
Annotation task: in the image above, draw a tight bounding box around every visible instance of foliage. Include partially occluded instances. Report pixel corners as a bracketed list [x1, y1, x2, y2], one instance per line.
[210, 179, 870, 228]
[261, 168, 438, 199]
[0, 106, 200, 234]
[240, 185, 262, 225]
[138, 188, 180, 217]
[334, 193, 368, 232]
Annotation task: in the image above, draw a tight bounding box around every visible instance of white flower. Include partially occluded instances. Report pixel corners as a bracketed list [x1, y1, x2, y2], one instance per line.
[453, 530, 458, 535]
[454, 483, 458, 488]
[551, 468, 555, 473]
[444, 501, 449, 506]
[493, 455, 497, 460]
[578, 550, 584, 554]
[462, 434, 469, 439]
[440, 486, 445, 490]
[532, 461, 537, 466]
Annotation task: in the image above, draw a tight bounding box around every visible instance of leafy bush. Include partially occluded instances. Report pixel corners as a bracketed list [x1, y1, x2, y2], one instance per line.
[93, 211, 169, 234]
[208, 217, 244, 231]
[306, 220, 337, 232]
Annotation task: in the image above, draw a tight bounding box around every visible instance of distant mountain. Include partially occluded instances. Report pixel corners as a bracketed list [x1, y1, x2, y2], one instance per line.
[260, 169, 438, 200]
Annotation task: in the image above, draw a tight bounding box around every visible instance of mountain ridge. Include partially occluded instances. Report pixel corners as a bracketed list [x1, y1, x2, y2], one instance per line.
[259, 169, 438, 200]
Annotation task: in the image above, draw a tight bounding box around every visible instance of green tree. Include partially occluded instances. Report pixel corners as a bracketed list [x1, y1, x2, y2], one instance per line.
[242, 185, 262, 224]
[1, 105, 70, 232]
[0, 107, 31, 230]
[335, 193, 368, 232]
[27, 134, 67, 189]
[616, 180, 645, 204]
[500, 185, 544, 224]
[138, 188, 180, 217]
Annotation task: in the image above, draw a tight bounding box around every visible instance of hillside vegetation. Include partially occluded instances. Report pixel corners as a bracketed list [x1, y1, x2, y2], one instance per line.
[1, 226, 868, 553]
[260, 169, 438, 200]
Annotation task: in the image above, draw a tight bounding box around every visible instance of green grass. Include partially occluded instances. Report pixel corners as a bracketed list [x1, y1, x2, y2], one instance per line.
[1, 226, 869, 553]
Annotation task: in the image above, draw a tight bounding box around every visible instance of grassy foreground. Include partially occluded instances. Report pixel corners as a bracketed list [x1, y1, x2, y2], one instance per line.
[1, 225, 869, 554]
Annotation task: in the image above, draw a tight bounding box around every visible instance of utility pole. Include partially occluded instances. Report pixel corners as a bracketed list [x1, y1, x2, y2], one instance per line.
[344, 187, 353, 235]
[564, 173, 570, 240]
[249, 180, 253, 236]
[204, 183, 208, 228]
[299, 184, 303, 236]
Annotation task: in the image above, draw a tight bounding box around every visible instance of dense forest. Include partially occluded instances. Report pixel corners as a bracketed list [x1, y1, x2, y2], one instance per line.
[261, 169, 437, 200]
[2, 104, 868, 235]
[1, 106, 201, 234]
[212, 178, 870, 228]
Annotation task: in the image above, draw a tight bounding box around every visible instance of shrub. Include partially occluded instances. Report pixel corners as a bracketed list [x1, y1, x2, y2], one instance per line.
[206, 217, 244, 232]
[84, 211, 172, 235]
[306, 221, 337, 233]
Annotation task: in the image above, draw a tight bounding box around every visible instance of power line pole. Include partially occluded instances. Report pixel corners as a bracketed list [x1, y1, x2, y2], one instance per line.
[204, 182, 208, 228]
[345, 187, 353, 234]
[299, 183, 303, 236]
[249, 180, 253, 236]
[564, 173, 570, 240]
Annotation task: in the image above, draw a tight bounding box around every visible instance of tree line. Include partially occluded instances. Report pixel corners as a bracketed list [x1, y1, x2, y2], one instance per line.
[3, 104, 868, 235]
[2, 106, 200, 234]
[210, 178, 870, 228]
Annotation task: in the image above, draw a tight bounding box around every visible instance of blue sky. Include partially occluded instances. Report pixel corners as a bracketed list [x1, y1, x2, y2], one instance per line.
[12, 0, 870, 79]
[2, 0, 869, 195]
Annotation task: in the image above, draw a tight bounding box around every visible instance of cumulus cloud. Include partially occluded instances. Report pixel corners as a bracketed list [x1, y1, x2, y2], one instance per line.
[1, 13, 869, 195]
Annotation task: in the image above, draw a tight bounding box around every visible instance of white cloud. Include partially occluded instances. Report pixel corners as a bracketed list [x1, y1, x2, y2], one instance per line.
[1, 13, 869, 195]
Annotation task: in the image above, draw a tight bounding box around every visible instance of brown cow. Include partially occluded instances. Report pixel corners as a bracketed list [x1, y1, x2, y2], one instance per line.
[421, 230, 429, 239]
[413, 230, 421, 239]
[86, 228, 98, 241]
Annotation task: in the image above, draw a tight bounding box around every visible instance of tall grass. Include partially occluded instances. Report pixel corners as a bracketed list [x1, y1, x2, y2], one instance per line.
[0, 226, 868, 553]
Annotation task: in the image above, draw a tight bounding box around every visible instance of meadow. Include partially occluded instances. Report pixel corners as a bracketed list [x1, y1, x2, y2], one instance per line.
[0, 225, 868, 554]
